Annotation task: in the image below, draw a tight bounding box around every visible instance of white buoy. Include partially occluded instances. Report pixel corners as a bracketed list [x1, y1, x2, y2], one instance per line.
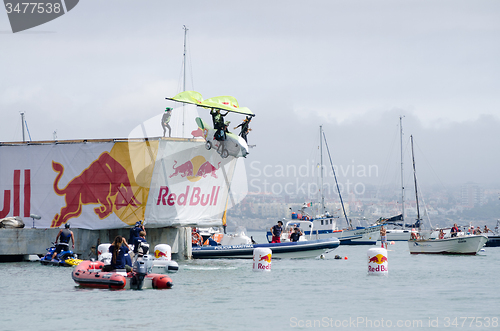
[367, 247, 388, 275]
[154, 244, 172, 261]
[253, 247, 272, 272]
[152, 244, 178, 273]
[97, 243, 111, 264]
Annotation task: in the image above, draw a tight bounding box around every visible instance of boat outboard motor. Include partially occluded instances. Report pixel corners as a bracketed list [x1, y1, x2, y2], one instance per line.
[131, 255, 153, 290]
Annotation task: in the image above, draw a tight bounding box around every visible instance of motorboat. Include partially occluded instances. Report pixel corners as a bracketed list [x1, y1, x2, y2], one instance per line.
[192, 225, 340, 259]
[408, 234, 488, 255]
[268, 214, 380, 245]
[484, 220, 500, 247]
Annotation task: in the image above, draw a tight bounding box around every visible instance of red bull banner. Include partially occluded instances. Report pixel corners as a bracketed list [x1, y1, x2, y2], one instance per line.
[144, 140, 242, 227]
[0, 139, 246, 229]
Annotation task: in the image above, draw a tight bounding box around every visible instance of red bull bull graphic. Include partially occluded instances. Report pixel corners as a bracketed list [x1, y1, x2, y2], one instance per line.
[169, 155, 221, 182]
[259, 254, 272, 263]
[368, 254, 388, 264]
[51, 152, 141, 228]
[155, 250, 169, 258]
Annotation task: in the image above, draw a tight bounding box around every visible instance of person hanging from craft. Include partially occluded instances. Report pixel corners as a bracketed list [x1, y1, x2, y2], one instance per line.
[162, 107, 173, 138]
[233, 116, 252, 142]
[210, 108, 228, 130]
[215, 121, 230, 153]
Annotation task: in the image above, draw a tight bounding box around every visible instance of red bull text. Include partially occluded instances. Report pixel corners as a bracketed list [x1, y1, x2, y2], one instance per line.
[0, 169, 31, 218]
[156, 186, 220, 206]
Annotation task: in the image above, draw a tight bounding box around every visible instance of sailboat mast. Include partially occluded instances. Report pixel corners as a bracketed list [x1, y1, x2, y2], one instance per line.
[410, 135, 421, 227]
[399, 116, 405, 226]
[21, 112, 26, 142]
[320, 125, 325, 215]
[322, 131, 350, 228]
[182, 25, 188, 137]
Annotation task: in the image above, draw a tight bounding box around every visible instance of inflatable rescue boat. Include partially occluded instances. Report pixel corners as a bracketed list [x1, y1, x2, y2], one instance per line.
[72, 260, 173, 290]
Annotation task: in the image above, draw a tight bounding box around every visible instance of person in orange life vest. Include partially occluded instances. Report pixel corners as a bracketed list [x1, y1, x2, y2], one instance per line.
[192, 228, 203, 247]
[451, 224, 460, 237]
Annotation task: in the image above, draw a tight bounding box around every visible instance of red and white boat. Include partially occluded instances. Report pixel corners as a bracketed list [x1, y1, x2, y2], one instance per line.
[72, 260, 173, 290]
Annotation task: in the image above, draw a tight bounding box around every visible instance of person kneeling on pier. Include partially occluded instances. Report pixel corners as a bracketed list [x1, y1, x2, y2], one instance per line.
[102, 236, 132, 272]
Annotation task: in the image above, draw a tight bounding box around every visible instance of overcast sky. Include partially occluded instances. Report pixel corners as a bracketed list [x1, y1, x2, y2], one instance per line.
[1, 0, 499, 189]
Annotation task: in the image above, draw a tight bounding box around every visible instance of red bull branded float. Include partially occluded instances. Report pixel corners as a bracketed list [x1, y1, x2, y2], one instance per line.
[367, 247, 388, 275]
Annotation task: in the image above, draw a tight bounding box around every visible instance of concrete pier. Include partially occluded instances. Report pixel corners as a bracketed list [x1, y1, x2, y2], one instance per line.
[0, 227, 192, 262]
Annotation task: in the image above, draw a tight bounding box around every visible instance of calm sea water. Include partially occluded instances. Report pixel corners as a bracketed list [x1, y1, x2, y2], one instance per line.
[1, 232, 499, 331]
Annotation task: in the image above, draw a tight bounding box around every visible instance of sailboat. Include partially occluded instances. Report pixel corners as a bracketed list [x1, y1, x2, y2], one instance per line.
[407, 136, 487, 254]
[375, 116, 417, 241]
[267, 126, 381, 245]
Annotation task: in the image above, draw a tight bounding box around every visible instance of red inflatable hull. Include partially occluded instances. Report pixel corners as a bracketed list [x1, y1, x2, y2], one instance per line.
[72, 260, 172, 290]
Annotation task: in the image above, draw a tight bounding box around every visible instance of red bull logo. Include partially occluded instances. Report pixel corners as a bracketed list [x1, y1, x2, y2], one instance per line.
[169, 155, 221, 182]
[155, 250, 169, 259]
[368, 254, 388, 264]
[156, 186, 220, 206]
[51, 152, 141, 228]
[259, 254, 272, 263]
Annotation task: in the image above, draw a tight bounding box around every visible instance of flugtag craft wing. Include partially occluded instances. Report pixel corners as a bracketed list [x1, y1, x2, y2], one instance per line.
[166, 91, 255, 117]
[195, 117, 249, 158]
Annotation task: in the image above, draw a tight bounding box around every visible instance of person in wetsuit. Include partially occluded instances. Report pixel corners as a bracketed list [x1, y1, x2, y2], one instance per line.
[52, 223, 75, 260]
